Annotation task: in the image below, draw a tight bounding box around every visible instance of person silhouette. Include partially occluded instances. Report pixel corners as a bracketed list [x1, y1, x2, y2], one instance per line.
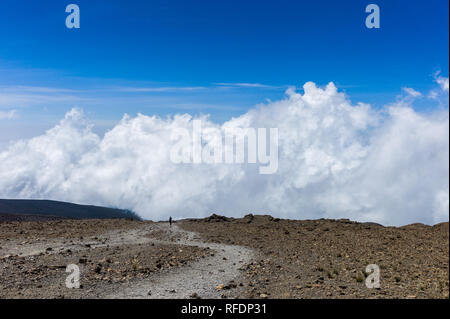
[169, 216, 172, 227]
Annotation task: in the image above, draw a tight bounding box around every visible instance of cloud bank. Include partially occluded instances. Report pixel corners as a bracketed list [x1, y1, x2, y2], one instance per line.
[0, 81, 448, 225]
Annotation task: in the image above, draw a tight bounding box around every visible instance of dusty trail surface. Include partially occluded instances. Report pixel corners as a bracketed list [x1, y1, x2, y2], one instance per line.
[104, 223, 254, 298]
[0, 219, 254, 299]
[1, 215, 448, 299]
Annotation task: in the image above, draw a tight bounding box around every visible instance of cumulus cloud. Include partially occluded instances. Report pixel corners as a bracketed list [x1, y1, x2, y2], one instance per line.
[0, 82, 448, 226]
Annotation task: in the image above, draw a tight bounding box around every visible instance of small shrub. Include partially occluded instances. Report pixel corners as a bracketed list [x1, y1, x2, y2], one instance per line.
[356, 274, 365, 283]
[132, 258, 139, 271]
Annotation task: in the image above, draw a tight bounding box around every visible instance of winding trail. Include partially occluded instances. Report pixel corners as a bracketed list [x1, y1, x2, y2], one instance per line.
[104, 222, 254, 299]
[1, 221, 254, 298]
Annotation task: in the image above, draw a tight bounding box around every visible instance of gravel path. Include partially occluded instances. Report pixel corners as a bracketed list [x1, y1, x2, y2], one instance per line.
[1, 221, 254, 299]
[104, 223, 254, 299]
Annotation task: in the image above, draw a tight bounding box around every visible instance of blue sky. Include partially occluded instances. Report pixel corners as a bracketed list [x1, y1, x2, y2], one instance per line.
[0, 0, 448, 146]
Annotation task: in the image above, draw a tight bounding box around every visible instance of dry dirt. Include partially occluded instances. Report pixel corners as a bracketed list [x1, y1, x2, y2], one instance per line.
[0, 218, 251, 299]
[181, 214, 449, 299]
[0, 219, 211, 298]
[0, 215, 448, 299]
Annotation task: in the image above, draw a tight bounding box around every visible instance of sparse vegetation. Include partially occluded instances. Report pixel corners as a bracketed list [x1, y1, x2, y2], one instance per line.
[182, 214, 450, 298]
[355, 274, 365, 283]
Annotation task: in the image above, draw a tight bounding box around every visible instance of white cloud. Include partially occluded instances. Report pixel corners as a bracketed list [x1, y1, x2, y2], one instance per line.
[402, 87, 422, 98]
[429, 72, 449, 99]
[118, 86, 207, 93]
[0, 81, 448, 226]
[436, 76, 449, 92]
[0, 109, 18, 120]
[0, 86, 78, 94]
[0, 89, 86, 108]
[214, 82, 281, 89]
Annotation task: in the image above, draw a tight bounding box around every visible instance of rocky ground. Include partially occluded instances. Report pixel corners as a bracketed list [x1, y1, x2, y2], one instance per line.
[0, 219, 211, 298]
[181, 214, 449, 299]
[0, 213, 70, 222]
[0, 215, 448, 299]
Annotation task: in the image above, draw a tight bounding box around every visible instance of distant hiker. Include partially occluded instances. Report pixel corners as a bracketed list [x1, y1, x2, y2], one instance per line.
[169, 216, 172, 227]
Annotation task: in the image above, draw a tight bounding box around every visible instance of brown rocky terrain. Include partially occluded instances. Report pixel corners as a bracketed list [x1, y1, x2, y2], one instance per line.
[0, 219, 210, 298]
[0, 215, 448, 299]
[181, 214, 449, 299]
